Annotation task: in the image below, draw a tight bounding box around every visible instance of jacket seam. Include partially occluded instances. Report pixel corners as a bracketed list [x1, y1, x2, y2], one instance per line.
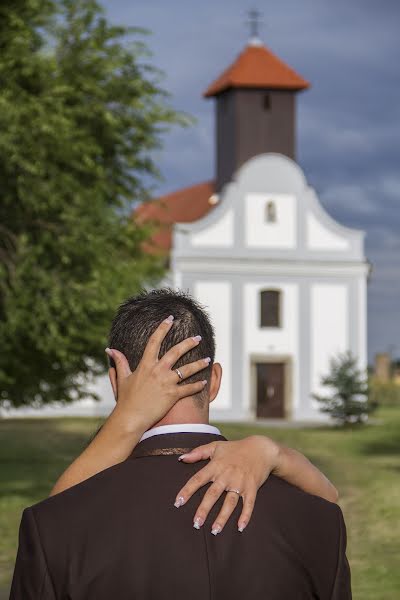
[201, 526, 213, 600]
[329, 505, 342, 600]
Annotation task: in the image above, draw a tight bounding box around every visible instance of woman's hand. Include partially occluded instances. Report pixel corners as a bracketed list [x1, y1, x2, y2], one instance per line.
[106, 314, 209, 434]
[174, 436, 338, 534]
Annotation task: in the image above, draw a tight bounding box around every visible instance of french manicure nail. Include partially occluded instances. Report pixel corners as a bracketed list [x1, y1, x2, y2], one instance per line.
[105, 347, 113, 356]
[238, 522, 247, 532]
[192, 335, 202, 342]
[178, 454, 188, 461]
[193, 517, 204, 529]
[165, 315, 174, 323]
[211, 525, 222, 536]
[204, 357, 211, 364]
[174, 496, 185, 508]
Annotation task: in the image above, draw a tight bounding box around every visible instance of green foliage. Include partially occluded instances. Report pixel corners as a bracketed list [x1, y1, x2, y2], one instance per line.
[313, 351, 376, 425]
[369, 378, 400, 407]
[0, 0, 194, 407]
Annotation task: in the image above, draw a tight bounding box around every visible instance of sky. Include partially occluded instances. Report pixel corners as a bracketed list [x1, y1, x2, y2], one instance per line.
[101, 0, 400, 363]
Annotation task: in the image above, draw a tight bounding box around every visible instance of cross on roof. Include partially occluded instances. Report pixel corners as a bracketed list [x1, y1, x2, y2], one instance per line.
[246, 8, 263, 40]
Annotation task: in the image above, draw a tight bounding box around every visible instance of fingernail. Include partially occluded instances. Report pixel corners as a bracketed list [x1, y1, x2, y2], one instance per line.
[193, 517, 204, 529]
[238, 522, 247, 532]
[178, 454, 188, 461]
[204, 356, 211, 364]
[192, 335, 202, 342]
[202, 380, 207, 385]
[174, 496, 185, 508]
[105, 347, 113, 357]
[211, 525, 222, 536]
[164, 315, 174, 323]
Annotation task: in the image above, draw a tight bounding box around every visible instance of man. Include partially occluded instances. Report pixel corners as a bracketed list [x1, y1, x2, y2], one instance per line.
[10, 287, 351, 599]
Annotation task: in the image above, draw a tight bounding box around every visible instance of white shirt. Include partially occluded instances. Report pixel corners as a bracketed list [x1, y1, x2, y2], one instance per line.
[139, 423, 221, 442]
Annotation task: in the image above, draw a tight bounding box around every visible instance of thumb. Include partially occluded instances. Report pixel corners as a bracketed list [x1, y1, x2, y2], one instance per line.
[178, 441, 218, 463]
[105, 348, 132, 380]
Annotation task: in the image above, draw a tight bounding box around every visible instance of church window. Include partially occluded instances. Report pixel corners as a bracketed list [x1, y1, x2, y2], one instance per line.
[260, 289, 281, 328]
[265, 200, 277, 223]
[263, 94, 271, 110]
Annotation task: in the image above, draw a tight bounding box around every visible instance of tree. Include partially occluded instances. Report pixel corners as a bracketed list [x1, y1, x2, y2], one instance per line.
[0, 0, 194, 408]
[313, 351, 376, 425]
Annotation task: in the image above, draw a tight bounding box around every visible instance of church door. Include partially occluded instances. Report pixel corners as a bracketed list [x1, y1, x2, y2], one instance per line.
[256, 362, 285, 418]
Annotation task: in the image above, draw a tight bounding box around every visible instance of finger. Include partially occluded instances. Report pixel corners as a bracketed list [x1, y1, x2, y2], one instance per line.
[174, 462, 214, 508]
[178, 442, 218, 463]
[159, 334, 202, 370]
[237, 486, 257, 532]
[192, 481, 226, 530]
[211, 491, 241, 535]
[105, 348, 131, 379]
[141, 315, 175, 363]
[169, 356, 211, 381]
[175, 379, 207, 400]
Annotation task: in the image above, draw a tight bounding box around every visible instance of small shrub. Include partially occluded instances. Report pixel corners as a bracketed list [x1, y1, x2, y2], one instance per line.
[313, 351, 377, 425]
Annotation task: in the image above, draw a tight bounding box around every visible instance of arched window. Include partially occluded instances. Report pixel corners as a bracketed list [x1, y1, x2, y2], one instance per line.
[260, 289, 281, 328]
[265, 200, 277, 223]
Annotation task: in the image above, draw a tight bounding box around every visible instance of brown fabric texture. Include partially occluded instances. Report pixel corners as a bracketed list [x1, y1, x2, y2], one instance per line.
[10, 432, 351, 599]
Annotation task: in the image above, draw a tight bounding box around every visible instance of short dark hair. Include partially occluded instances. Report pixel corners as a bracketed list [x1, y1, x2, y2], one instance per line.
[108, 287, 216, 404]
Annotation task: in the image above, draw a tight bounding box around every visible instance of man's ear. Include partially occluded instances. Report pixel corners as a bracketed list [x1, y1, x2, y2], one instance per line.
[108, 367, 118, 402]
[208, 362, 222, 405]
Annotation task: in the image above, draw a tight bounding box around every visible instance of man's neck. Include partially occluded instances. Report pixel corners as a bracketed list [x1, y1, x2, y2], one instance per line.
[152, 400, 209, 428]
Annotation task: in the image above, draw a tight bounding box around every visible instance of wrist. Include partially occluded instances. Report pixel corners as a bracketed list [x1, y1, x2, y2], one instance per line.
[256, 435, 281, 472]
[107, 404, 147, 439]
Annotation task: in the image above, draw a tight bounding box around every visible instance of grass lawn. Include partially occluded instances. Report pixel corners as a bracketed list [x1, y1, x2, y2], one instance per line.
[0, 406, 399, 599]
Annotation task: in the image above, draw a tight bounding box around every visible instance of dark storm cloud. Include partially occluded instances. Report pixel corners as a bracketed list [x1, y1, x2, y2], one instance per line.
[102, 0, 400, 361]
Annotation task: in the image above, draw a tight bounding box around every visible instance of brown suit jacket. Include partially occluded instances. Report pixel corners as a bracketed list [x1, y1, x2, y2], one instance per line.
[10, 432, 351, 599]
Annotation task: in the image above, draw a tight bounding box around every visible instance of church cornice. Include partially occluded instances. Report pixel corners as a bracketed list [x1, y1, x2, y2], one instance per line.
[172, 257, 370, 278]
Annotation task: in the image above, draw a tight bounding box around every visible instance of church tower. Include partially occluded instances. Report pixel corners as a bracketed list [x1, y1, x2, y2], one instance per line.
[203, 36, 310, 192]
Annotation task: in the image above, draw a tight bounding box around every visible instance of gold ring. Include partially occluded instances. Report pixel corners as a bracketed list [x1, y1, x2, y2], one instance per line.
[175, 368, 183, 380]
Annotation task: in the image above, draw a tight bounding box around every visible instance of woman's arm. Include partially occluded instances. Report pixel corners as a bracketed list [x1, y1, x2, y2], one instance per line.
[49, 407, 143, 496]
[174, 436, 338, 534]
[274, 443, 338, 502]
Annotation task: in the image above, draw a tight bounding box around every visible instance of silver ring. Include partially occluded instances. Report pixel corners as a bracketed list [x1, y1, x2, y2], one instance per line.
[175, 368, 183, 380]
[227, 489, 241, 496]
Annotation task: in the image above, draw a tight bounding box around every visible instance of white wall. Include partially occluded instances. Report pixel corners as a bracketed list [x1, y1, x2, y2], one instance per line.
[2, 374, 114, 418]
[307, 212, 350, 251]
[191, 207, 234, 247]
[194, 281, 232, 410]
[310, 283, 349, 403]
[245, 193, 297, 249]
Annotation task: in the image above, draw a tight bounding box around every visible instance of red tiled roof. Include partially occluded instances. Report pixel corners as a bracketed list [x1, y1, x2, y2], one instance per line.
[203, 42, 310, 97]
[133, 180, 216, 254]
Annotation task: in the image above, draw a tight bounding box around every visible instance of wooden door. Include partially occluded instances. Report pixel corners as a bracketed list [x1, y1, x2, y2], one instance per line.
[256, 362, 285, 418]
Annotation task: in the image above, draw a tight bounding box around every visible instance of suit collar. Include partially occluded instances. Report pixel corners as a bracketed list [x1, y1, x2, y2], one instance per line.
[128, 431, 227, 460]
[139, 423, 221, 442]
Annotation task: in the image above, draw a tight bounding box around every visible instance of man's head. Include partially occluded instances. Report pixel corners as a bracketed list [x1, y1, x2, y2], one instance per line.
[107, 287, 222, 424]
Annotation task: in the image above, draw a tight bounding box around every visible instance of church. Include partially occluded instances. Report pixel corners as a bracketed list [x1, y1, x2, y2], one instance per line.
[5, 34, 369, 421]
[134, 36, 369, 421]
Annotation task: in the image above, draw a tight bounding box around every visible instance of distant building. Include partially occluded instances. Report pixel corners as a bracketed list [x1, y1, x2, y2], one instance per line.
[5, 36, 369, 421]
[134, 38, 369, 421]
[374, 353, 392, 382]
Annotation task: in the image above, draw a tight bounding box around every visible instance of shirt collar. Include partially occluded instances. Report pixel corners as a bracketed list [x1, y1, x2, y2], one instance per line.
[139, 423, 221, 442]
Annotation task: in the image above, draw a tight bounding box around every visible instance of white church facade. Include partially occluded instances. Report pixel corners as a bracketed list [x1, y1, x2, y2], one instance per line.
[3, 37, 369, 421]
[170, 152, 368, 421]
